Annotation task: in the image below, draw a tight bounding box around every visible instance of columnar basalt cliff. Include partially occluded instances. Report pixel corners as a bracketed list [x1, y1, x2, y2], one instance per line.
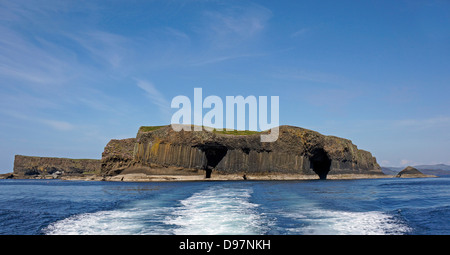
[13, 155, 101, 177]
[12, 125, 383, 180]
[101, 125, 383, 179]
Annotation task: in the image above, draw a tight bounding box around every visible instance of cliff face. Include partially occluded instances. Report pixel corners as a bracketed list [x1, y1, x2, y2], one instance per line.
[101, 125, 382, 179]
[14, 155, 101, 177]
[101, 138, 137, 175]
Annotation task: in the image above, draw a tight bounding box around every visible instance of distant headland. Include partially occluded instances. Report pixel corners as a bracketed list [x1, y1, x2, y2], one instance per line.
[3, 124, 436, 181]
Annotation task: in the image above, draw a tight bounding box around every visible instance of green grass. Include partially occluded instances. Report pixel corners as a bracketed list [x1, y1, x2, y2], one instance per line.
[211, 128, 261, 135]
[138, 125, 261, 135]
[138, 125, 167, 133]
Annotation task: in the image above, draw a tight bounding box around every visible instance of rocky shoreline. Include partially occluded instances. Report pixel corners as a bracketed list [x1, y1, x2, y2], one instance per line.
[1, 172, 433, 182]
[63, 173, 392, 182]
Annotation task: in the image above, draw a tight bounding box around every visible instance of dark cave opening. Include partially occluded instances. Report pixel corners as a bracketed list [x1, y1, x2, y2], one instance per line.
[205, 168, 212, 178]
[197, 143, 228, 178]
[310, 148, 331, 180]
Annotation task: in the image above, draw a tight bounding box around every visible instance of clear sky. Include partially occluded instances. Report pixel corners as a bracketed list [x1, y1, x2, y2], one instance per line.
[1, 0, 449, 172]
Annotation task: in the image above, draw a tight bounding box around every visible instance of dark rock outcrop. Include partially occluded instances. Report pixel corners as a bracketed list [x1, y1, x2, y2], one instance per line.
[396, 166, 435, 178]
[0, 173, 15, 179]
[101, 125, 383, 179]
[13, 155, 101, 177]
[101, 138, 137, 175]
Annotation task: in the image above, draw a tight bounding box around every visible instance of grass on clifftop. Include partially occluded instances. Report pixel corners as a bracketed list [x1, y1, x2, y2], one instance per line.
[138, 125, 261, 135]
[211, 129, 261, 135]
[138, 126, 167, 133]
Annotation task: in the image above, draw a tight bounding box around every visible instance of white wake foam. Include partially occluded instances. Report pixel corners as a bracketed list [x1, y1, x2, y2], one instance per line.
[165, 186, 268, 235]
[43, 201, 173, 235]
[44, 186, 268, 235]
[283, 209, 411, 235]
[44, 185, 410, 235]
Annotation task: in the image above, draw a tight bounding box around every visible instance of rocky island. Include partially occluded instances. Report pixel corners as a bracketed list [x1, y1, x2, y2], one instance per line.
[6, 124, 389, 181]
[396, 166, 436, 178]
[13, 155, 101, 178]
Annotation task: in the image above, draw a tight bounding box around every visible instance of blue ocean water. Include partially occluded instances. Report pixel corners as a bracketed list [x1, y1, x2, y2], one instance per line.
[0, 177, 449, 235]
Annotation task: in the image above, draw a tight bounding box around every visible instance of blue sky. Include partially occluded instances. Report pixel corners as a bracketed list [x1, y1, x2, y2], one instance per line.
[1, 0, 449, 172]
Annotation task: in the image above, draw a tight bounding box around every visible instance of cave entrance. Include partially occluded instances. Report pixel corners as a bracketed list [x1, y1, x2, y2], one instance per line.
[310, 148, 331, 180]
[205, 168, 212, 178]
[198, 143, 228, 178]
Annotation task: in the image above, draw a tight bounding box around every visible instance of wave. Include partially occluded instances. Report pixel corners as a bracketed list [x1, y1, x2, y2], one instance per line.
[43, 204, 174, 235]
[165, 186, 269, 235]
[44, 185, 268, 235]
[43, 184, 411, 235]
[281, 209, 411, 235]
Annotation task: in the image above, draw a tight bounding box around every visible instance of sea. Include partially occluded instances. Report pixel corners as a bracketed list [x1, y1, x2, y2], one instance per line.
[0, 177, 449, 235]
